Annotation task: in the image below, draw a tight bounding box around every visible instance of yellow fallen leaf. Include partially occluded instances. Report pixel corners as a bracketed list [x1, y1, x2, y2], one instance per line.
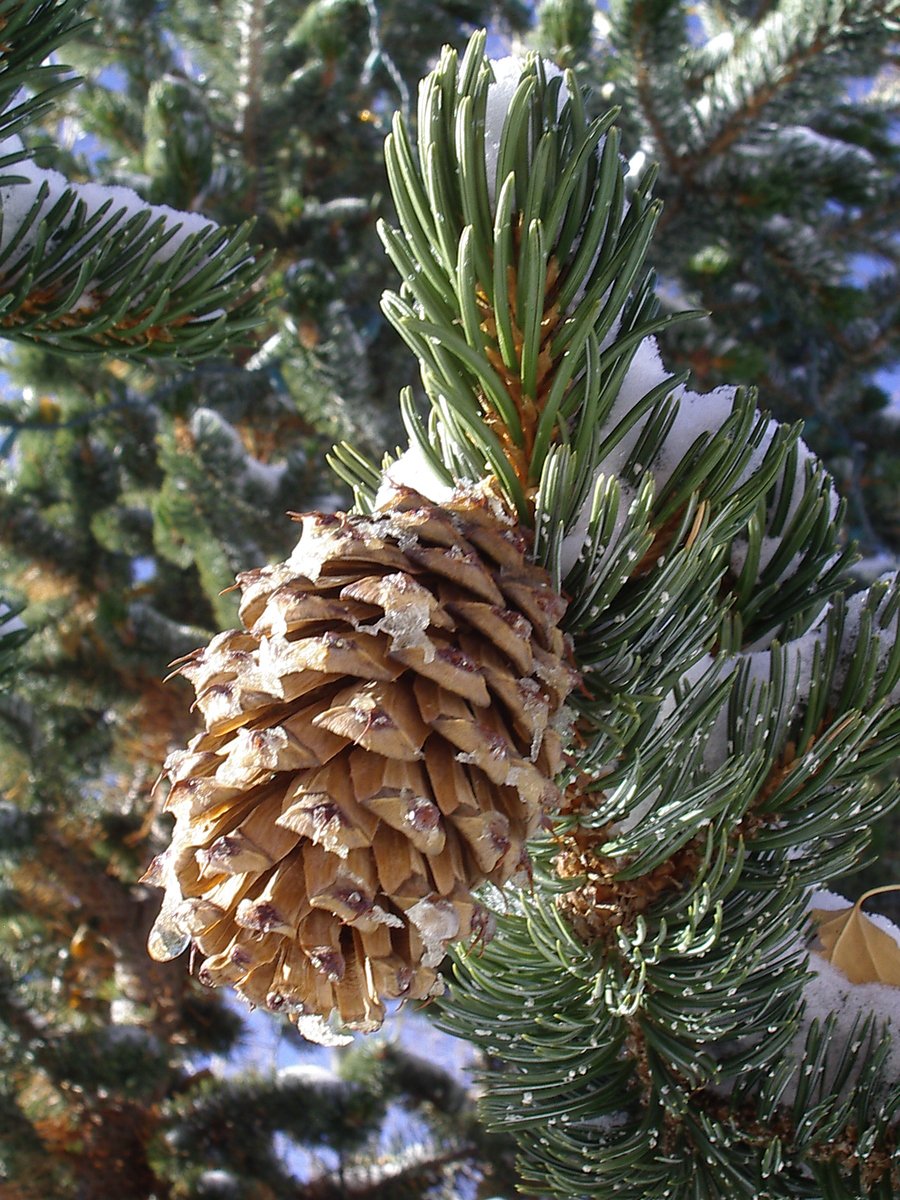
[811, 886, 900, 986]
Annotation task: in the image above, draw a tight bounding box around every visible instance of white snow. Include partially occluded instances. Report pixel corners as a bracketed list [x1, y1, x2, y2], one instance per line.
[483, 56, 566, 205]
[731, 433, 840, 584]
[375, 444, 455, 508]
[649, 383, 737, 489]
[0, 137, 221, 311]
[189, 408, 288, 495]
[277, 1063, 346, 1087]
[588, 333, 834, 586]
[293, 1013, 354, 1047]
[0, 144, 68, 266]
[555, 335, 677, 577]
[0, 601, 25, 636]
[406, 896, 460, 967]
[555, 327, 841, 596]
[776, 125, 876, 168]
[782, 890, 900, 1102]
[597, 335, 674, 473]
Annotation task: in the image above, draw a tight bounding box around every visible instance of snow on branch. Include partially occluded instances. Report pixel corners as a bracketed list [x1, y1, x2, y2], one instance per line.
[0, 135, 268, 360]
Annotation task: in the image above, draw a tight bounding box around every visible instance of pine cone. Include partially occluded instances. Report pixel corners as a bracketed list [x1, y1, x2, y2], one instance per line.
[146, 486, 576, 1040]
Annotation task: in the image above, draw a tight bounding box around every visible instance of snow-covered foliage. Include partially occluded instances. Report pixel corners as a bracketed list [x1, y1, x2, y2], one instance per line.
[0, 136, 216, 262]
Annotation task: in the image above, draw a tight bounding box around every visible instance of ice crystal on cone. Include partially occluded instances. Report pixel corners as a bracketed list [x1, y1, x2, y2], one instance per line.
[147, 487, 577, 1040]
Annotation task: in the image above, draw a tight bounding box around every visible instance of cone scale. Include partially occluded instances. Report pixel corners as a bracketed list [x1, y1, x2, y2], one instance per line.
[147, 485, 576, 1039]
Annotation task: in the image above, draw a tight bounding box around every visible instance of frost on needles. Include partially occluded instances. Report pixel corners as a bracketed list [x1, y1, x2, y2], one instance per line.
[354, 37, 900, 1199]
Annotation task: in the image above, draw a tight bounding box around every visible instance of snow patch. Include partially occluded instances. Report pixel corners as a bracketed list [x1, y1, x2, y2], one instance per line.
[780, 890, 900, 1103]
[407, 896, 460, 967]
[190, 408, 288, 495]
[293, 1012, 354, 1047]
[375, 445, 455, 507]
[649, 383, 737, 491]
[0, 138, 222, 312]
[0, 601, 25, 636]
[592, 335, 675, 479]
[484, 56, 566, 205]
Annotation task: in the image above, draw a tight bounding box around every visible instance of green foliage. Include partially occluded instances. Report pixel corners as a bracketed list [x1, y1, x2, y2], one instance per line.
[368, 35, 900, 1199]
[0, 5, 542, 1200]
[537, 0, 595, 65]
[554, 0, 900, 557]
[143, 76, 214, 207]
[1, 2, 898, 1199]
[0, 0, 270, 362]
[374, 34, 680, 520]
[0, 0, 88, 138]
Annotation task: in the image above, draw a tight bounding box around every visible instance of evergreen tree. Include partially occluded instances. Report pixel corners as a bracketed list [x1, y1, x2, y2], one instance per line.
[385, 32, 899, 1200]
[0, 2, 533, 1197]
[534, 0, 900, 560]
[1, 4, 898, 1200]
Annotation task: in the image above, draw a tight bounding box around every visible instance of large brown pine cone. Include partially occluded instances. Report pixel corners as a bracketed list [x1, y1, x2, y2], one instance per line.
[146, 485, 576, 1041]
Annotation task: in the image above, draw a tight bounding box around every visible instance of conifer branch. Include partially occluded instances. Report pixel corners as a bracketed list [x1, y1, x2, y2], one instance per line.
[0, 0, 270, 362]
[297, 1143, 479, 1199]
[0, 0, 89, 136]
[0, 169, 269, 358]
[379, 39, 670, 522]
[625, 2, 685, 178]
[4, 10, 888, 1196]
[691, 0, 895, 165]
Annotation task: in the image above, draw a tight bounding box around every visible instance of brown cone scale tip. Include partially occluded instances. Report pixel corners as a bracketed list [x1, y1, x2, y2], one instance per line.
[146, 485, 577, 1042]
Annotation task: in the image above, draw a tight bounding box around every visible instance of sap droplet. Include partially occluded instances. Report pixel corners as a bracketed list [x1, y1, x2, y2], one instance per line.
[147, 911, 190, 962]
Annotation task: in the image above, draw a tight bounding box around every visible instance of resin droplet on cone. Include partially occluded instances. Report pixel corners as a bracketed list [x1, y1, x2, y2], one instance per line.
[146, 486, 576, 1041]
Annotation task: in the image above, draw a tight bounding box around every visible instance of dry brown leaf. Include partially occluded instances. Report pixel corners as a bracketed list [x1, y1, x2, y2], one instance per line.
[811, 885, 900, 986]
